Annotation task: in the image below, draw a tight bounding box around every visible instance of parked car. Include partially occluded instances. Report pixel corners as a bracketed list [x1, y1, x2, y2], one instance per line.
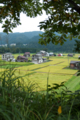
[16, 56, 28, 62]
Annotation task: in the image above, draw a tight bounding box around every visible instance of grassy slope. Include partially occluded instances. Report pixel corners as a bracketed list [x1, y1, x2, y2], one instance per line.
[64, 75, 80, 91]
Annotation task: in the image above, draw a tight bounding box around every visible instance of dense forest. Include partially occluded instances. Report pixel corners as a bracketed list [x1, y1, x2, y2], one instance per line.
[0, 31, 77, 53]
[0, 47, 38, 53]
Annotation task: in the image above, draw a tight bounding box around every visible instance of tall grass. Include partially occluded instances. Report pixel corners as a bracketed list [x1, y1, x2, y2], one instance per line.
[0, 68, 80, 120]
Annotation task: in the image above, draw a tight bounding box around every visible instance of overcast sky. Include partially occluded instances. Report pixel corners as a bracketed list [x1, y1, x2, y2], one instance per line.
[0, 11, 48, 33]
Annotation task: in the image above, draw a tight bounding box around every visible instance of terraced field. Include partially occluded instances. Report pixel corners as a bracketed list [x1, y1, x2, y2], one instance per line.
[0, 53, 80, 91]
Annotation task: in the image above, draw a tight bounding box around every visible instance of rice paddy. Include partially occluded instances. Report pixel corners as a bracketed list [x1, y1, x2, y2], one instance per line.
[0, 53, 80, 91]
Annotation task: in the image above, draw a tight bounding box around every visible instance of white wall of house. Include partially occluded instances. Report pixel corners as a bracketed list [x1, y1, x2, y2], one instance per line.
[10, 43, 16, 47]
[32, 54, 43, 64]
[2, 53, 15, 62]
[0, 44, 7, 47]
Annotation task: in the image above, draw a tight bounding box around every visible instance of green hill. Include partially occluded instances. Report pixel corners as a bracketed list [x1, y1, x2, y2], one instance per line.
[0, 31, 77, 52]
[0, 31, 43, 44]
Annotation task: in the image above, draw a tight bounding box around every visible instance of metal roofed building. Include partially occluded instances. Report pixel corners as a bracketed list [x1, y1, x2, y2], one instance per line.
[70, 61, 80, 69]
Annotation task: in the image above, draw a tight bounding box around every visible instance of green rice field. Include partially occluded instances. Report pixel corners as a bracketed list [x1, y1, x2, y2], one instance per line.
[0, 53, 80, 91]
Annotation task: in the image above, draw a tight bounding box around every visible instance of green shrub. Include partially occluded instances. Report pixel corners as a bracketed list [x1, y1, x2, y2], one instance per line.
[0, 68, 80, 120]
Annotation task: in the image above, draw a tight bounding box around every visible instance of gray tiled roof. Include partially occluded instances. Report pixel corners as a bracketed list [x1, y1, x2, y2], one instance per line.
[70, 61, 80, 64]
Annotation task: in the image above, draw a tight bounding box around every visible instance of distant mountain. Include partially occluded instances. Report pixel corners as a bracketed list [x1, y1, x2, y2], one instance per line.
[0, 33, 29, 44]
[22, 31, 43, 39]
[0, 32, 7, 37]
[0, 31, 77, 52]
[0, 31, 43, 44]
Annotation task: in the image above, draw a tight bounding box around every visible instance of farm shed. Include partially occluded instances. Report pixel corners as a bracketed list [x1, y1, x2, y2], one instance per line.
[32, 54, 43, 64]
[23, 52, 30, 57]
[70, 61, 80, 69]
[16, 56, 28, 62]
[2, 53, 15, 62]
[68, 54, 73, 57]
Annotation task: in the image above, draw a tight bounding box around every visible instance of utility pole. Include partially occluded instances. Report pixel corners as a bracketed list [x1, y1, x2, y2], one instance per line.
[68, 56, 69, 67]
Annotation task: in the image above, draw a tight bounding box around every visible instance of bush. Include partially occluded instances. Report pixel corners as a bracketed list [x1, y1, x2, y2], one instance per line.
[0, 69, 80, 120]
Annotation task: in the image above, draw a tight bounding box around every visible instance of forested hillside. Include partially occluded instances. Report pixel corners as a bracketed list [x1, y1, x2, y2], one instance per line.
[0, 31, 76, 52]
[27, 35, 76, 52]
[0, 31, 43, 44]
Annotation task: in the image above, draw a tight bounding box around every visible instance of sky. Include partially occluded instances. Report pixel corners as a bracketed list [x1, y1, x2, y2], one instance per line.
[0, 11, 48, 33]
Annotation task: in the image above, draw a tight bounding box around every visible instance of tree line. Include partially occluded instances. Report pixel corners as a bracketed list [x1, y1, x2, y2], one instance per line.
[0, 47, 39, 54]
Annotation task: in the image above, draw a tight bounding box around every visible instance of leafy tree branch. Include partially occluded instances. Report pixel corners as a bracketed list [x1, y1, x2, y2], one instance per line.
[0, 0, 80, 45]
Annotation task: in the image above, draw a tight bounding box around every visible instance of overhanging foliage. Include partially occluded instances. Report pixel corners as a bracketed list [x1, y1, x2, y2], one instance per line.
[0, 0, 80, 45]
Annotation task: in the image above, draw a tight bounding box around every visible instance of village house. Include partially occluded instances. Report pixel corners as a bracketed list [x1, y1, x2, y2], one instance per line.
[46, 52, 49, 57]
[23, 44, 27, 46]
[37, 50, 49, 57]
[23, 52, 30, 57]
[2, 53, 15, 62]
[16, 56, 28, 62]
[32, 54, 43, 64]
[70, 61, 80, 69]
[39, 50, 47, 56]
[32, 54, 47, 64]
[0, 44, 7, 47]
[68, 54, 73, 57]
[10, 43, 16, 47]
